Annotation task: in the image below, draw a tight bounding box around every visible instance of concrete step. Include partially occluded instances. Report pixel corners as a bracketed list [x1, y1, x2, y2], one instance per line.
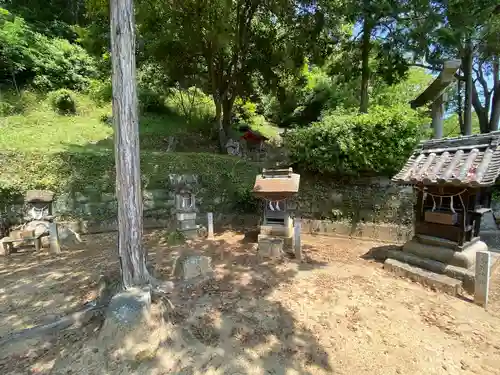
[383, 258, 463, 296]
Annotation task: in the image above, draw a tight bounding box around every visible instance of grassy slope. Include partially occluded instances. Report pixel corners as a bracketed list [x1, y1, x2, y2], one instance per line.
[0, 93, 265, 206]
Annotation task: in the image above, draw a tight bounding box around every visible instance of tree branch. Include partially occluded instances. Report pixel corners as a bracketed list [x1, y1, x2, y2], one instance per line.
[473, 61, 491, 113]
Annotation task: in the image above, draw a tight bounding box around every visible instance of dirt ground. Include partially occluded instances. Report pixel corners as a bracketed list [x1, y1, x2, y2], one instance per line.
[1, 230, 500, 375]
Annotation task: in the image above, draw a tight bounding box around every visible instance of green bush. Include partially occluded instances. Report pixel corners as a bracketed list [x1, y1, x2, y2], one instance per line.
[0, 90, 40, 115]
[138, 88, 168, 114]
[0, 9, 98, 91]
[285, 105, 430, 175]
[48, 89, 77, 114]
[0, 101, 15, 116]
[87, 79, 112, 105]
[166, 87, 215, 129]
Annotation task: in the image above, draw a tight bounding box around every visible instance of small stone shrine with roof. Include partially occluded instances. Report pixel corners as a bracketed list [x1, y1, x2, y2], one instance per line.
[252, 168, 300, 258]
[390, 132, 500, 292]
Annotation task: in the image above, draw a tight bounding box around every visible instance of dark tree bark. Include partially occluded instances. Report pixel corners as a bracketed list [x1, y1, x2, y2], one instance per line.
[360, 15, 372, 113]
[490, 57, 500, 132]
[462, 40, 473, 135]
[110, 0, 149, 289]
[457, 77, 465, 135]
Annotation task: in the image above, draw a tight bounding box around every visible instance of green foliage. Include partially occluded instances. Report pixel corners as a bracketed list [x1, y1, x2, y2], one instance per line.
[138, 88, 167, 114]
[0, 150, 260, 216]
[0, 90, 40, 115]
[48, 88, 77, 114]
[0, 8, 97, 91]
[371, 68, 434, 107]
[87, 78, 112, 105]
[443, 112, 481, 137]
[285, 105, 430, 175]
[166, 87, 215, 130]
[164, 230, 186, 245]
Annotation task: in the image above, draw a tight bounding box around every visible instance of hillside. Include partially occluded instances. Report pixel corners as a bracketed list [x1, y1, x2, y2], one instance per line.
[0, 92, 276, 212]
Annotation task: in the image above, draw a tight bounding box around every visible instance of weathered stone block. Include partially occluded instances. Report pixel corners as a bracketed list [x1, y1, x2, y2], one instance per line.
[107, 287, 152, 325]
[177, 212, 196, 221]
[174, 255, 213, 280]
[257, 236, 284, 259]
[179, 219, 197, 230]
[179, 228, 199, 239]
[384, 258, 462, 296]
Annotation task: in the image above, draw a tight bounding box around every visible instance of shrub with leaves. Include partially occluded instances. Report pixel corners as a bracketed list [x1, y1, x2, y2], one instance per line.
[0, 8, 97, 91]
[87, 79, 112, 105]
[166, 87, 215, 129]
[48, 89, 77, 114]
[138, 88, 168, 114]
[285, 105, 430, 176]
[0, 90, 40, 115]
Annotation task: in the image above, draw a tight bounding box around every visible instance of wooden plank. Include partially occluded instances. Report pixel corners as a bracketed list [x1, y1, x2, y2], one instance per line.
[416, 222, 463, 242]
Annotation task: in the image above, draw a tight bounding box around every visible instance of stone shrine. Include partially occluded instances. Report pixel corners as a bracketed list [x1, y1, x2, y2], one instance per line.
[252, 168, 300, 258]
[1, 190, 56, 254]
[169, 174, 200, 239]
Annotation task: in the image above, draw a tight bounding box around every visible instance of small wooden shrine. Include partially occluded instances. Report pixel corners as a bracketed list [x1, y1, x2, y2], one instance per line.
[252, 168, 300, 256]
[392, 132, 500, 268]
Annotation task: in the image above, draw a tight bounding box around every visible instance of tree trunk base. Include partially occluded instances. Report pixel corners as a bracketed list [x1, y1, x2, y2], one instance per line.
[50, 288, 170, 375]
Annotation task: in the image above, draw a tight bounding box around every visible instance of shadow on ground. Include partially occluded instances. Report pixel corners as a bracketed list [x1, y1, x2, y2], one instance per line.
[0, 229, 332, 375]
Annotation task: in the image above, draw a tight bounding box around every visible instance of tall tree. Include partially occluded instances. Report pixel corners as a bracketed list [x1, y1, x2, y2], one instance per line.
[110, 0, 149, 289]
[136, 0, 333, 149]
[335, 0, 423, 112]
[409, 0, 500, 133]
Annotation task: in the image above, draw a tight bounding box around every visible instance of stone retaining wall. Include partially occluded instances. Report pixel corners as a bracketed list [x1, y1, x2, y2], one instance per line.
[4, 176, 416, 242]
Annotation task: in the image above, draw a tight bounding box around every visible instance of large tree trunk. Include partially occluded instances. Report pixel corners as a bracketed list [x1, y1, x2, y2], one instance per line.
[457, 78, 465, 135]
[472, 84, 490, 133]
[213, 95, 226, 152]
[222, 96, 235, 133]
[359, 16, 371, 113]
[490, 57, 500, 132]
[110, 0, 149, 290]
[462, 40, 473, 135]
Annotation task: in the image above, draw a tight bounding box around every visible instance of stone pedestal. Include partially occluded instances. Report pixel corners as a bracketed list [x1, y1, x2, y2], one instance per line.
[383, 236, 500, 295]
[258, 220, 294, 252]
[175, 202, 199, 239]
[257, 235, 284, 259]
[402, 236, 487, 269]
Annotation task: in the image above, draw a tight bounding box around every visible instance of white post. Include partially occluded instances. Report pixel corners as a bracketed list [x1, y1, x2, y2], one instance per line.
[207, 212, 214, 239]
[49, 222, 61, 254]
[294, 217, 302, 261]
[475, 250, 491, 308]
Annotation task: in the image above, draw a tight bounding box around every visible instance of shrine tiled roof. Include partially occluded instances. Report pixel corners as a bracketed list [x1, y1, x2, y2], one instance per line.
[392, 132, 500, 187]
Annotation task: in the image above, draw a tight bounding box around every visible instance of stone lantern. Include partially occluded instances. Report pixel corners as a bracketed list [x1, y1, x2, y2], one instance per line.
[169, 174, 199, 239]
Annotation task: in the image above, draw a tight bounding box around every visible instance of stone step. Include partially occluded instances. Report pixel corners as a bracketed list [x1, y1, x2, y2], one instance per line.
[383, 258, 463, 296]
[385, 248, 474, 293]
[416, 234, 456, 248]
